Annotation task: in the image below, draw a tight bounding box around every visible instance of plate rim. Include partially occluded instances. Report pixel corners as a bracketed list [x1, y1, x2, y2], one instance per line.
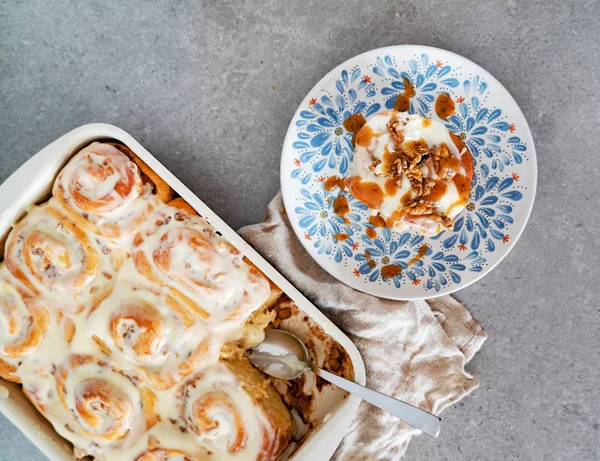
[280, 44, 538, 300]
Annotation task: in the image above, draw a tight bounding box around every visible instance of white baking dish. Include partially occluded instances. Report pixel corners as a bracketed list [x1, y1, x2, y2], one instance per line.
[0, 123, 365, 461]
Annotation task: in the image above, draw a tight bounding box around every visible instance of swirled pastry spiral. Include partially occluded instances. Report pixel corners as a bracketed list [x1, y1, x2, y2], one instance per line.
[5, 204, 119, 313]
[132, 203, 274, 326]
[0, 142, 300, 461]
[180, 364, 291, 460]
[88, 282, 213, 390]
[0, 270, 49, 382]
[53, 142, 153, 238]
[24, 354, 158, 458]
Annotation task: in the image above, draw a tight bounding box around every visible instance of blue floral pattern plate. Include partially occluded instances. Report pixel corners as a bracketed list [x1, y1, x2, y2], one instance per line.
[280, 45, 537, 300]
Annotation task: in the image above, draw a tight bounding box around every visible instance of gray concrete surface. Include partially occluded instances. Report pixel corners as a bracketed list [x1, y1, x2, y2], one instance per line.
[1, 0, 599, 460]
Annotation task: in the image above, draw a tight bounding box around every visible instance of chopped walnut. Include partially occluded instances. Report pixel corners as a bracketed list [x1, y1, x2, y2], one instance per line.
[148, 435, 160, 449]
[427, 213, 455, 230]
[423, 177, 435, 195]
[369, 159, 382, 173]
[402, 142, 427, 166]
[431, 143, 455, 179]
[387, 112, 405, 145]
[405, 165, 435, 196]
[404, 200, 435, 215]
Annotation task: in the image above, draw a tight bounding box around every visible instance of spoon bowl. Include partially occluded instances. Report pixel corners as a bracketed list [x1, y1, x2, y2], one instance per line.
[246, 329, 310, 380]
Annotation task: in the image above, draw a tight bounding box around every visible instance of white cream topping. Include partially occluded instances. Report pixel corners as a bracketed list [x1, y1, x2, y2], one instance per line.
[347, 111, 469, 234]
[0, 147, 280, 461]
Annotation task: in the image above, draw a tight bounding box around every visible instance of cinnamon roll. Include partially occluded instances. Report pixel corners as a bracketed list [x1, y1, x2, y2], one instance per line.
[345, 110, 474, 235]
[0, 141, 336, 461]
[4, 203, 119, 313]
[179, 364, 292, 460]
[0, 270, 49, 382]
[53, 142, 154, 239]
[108, 143, 175, 204]
[132, 203, 277, 326]
[87, 282, 214, 390]
[24, 354, 158, 459]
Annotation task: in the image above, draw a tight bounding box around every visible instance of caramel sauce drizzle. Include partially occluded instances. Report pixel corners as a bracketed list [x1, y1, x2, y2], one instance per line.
[447, 173, 471, 216]
[346, 177, 384, 210]
[333, 196, 350, 217]
[333, 233, 350, 241]
[393, 77, 415, 112]
[408, 245, 429, 266]
[381, 264, 402, 279]
[368, 215, 386, 228]
[324, 175, 345, 192]
[343, 114, 367, 147]
[435, 93, 455, 119]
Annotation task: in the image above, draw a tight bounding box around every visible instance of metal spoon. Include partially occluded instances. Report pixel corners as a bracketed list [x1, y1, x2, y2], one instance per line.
[246, 329, 441, 438]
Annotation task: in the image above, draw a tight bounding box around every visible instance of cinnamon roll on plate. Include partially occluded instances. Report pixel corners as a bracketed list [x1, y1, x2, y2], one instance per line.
[345, 110, 474, 236]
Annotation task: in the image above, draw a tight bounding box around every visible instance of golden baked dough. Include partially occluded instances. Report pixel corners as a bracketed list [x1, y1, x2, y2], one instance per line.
[0, 142, 293, 461]
[108, 142, 175, 203]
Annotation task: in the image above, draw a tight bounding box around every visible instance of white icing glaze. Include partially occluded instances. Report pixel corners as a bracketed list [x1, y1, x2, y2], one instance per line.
[180, 364, 277, 458]
[4, 203, 120, 313]
[53, 142, 153, 238]
[0, 145, 282, 461]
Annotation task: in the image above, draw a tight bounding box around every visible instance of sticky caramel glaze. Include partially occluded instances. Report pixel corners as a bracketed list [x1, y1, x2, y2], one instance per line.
[404, 138, 430, 156]
[380, 144, 397, 175]
[447, 173, 471, 216]
[381, 264, 402, 279]
[346, 177, 384, 210]
[424, 180, 448, 203]
[437, 155, 462, 179]
[435, 93, 455, 119]
[408, 245, 429, 266]
[382, 189, 412, 228]
[355, 124, 377, 147]
[333, 196, 350, 216]
[343, 113, 367, 146]
[385, 210, 407, 228]
[384, 178, 398, 196]
[394, 77, 415, 112]
[324, 175, 346, 192]
[368, 215, 386, 228]
[450, 132, 474, 182]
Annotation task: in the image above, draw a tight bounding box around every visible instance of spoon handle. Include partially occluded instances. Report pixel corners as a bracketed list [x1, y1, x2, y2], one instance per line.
[312, 366, 441, 438]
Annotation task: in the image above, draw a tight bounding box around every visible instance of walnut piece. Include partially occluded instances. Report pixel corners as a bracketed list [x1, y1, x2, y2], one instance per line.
[404, 200, 435, 215]
[427, 213, 455, 230]
[388, 112, 405, 145]
[432, 143, 452, 179]
[403, 141, 430, 166]
[369, 159, 382, 173]
[405, 166, 435, 196]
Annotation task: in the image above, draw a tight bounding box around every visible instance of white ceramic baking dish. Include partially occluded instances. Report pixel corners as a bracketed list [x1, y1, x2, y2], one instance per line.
[0, 123, 365, 461]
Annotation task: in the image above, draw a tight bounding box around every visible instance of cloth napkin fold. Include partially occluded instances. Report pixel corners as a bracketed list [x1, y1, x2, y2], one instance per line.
[238, 193, 487, 460]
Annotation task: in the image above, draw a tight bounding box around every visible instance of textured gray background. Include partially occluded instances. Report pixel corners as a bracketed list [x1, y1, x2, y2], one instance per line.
[1, 0, 599, 460]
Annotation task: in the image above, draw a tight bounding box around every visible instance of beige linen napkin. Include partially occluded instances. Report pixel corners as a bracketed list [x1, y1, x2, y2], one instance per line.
[238, 193, 487, 460]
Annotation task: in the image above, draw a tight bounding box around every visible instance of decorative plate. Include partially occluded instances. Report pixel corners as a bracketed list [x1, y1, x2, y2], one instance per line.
[280, 45, 537, 300]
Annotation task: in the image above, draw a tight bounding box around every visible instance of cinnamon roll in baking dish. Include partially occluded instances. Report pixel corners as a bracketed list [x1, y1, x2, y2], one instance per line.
[0, 142, 298, 461]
